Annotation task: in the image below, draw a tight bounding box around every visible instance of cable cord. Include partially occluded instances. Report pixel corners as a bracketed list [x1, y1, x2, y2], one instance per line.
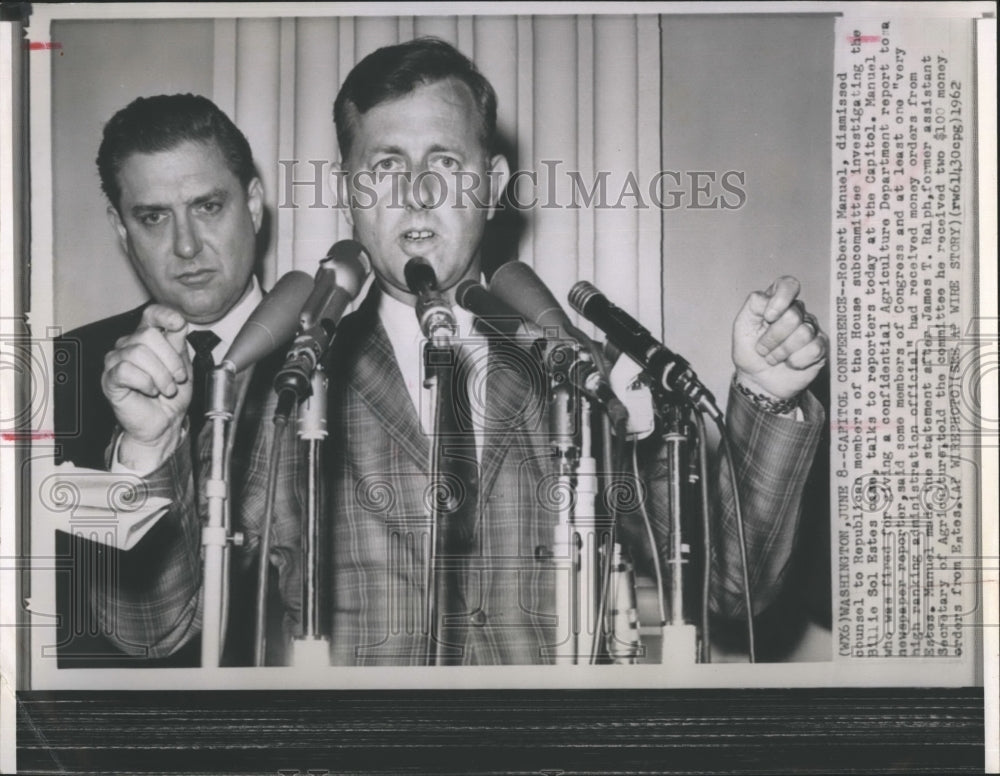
[714, 416, 755, 662]
[631, 443, 667, 628]
[693, 412, 712, 663]
[220, 419, 235, 656]
[253, 396, 293, 667]
[589, 416, 628, 664]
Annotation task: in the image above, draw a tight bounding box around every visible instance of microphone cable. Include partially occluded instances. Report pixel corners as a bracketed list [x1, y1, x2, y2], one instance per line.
[631, 441, 668, 630]
[589, 413, 628, 664]
[218, 416, 235, 661]
[253, 390, 295, 666]
[714, 414, 755, 663]
[206, 368, 253, 664]
[693, 411, 712, 664]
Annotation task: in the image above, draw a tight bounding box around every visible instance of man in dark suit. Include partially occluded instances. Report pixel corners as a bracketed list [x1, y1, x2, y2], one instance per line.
[53, 94, 280, 665]
[82, 39, 828, 667]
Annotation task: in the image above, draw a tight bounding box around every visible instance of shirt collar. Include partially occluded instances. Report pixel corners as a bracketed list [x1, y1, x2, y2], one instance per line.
[186, 276, 263, 360]
[377, 283, 486, 449]
[377, 285, 480, 346]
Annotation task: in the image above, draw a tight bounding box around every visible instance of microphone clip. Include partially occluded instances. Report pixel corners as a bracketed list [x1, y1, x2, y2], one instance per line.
[416, 297, 458, 345]
[404, 257, 457, 345]
[273, 321, 334, 400]
[547, 342, 629, 428]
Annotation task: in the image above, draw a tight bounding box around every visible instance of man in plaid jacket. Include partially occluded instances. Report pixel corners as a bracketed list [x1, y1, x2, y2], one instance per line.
[92, 39, 826, 666]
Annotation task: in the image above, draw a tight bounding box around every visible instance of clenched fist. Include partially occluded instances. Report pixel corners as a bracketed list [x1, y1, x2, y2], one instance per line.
[731, 276, 827, 402]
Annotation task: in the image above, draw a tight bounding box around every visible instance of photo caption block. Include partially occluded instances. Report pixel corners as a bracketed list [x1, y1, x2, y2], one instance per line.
[831, 15, 979, 664]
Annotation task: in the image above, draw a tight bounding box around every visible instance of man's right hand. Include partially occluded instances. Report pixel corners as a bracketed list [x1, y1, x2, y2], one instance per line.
[101, 305, 191, 470]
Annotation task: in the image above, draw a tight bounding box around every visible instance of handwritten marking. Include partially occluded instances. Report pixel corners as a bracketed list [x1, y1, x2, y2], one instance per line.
[1, 431, 54, 441]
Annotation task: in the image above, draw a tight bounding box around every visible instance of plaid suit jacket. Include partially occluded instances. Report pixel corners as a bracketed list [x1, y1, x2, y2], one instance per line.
[97, 286, 823, 665]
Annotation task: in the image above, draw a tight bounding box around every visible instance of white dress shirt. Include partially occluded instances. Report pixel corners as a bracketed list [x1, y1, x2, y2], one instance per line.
[377, 289, 487, 459]
[186, 277, 263, 363]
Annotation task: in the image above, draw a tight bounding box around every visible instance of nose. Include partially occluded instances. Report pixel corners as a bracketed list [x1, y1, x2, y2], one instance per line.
[400, 173, 423, 211]
[401, 168, 444, 210]
[172, 212, 203, 259]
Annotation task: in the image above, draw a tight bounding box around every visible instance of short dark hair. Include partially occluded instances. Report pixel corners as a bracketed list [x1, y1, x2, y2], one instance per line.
[96, 93, 256, 211]
[334, 37, 498, 162]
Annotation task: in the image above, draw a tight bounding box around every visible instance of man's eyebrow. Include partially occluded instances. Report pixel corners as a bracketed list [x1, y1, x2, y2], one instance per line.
[368, 144, 406, 156]
[130, 203, 168, 217]
[129, 189, 229, 216]
[368, 144, 463, 156]
[190, 188, 229, 205]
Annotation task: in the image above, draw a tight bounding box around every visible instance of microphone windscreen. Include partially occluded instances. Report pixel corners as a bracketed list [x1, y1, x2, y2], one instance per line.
[567, 280, 601, 318]
[488, 261, 574, 338]
[303, 240, 372, 329]
[403, 256, 438, 294]
[456, 278, 538, 339]
[454, 278, 480, 309]
[323, 239, 371, 296]
[224, 271, 313, 372]
[455, 279, 519, 319]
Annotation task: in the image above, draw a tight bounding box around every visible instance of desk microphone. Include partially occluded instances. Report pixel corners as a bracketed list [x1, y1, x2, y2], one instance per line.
[274, 240, 371, 398]
[568, 280, 721, 420]
[489, 261, 628, 426]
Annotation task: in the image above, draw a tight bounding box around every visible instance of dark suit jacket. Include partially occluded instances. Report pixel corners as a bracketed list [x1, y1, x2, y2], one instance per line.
[91, 286, 824, 666]
[54, 305, 147, 471]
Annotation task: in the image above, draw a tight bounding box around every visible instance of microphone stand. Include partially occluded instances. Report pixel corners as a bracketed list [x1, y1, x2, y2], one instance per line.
[290, 368, 330, 666]
[549, 352, 611, 665]
[201, 365, 239, 669]
[650, 389, 701, 665]
[421, 321, 460, 666]
[575, 398, 604, 664]
[597, 411, 643, 665]
[403, 258, 463, 666]
[550, 380, 579, 664]
[273, 331, 338, 668]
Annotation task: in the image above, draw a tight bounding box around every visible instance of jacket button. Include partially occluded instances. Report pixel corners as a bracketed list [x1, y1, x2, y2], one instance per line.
[469, 610, 488, 626]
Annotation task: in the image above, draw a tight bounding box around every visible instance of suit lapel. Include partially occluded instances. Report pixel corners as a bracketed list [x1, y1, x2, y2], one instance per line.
[342, 289, 430, 471]
[336, 291, 549, 492]
[479, 336, 548, 500]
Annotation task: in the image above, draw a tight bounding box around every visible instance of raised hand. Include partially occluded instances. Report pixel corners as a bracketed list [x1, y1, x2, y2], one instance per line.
[101, 304, 192, 470]
[731, 276, 827, 401]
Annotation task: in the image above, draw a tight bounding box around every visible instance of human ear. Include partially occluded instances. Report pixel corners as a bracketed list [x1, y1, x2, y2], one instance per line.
[485, 155, 510, 220]
[246, 178, 264, 233]
[106, 205, 128, 250]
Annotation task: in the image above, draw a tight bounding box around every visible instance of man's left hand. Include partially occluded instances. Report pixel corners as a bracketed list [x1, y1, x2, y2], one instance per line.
[732, 275, 828, 400]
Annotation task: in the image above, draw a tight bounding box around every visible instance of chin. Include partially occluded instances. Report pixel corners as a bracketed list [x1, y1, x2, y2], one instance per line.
[185, 304, 226, 324]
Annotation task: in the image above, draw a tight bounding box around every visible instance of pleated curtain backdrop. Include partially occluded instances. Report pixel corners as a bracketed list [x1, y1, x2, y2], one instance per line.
[211, 15, 664, 338]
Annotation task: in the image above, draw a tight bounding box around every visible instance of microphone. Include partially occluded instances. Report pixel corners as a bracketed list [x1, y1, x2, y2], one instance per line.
[454, 279, 541, 340]
[568, 280, 722, 420]
[202, 270, 313, 420]
[273, 240, 372, 398]
[298, 239, 371, 333]
[222, 270, 314, 373]
[404, 257, 456, 343]
[488, 261, 584, 342]
[488, 261, 628, 427]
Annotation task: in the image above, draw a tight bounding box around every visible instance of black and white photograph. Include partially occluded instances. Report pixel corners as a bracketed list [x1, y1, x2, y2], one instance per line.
[1, 2, 994, 773]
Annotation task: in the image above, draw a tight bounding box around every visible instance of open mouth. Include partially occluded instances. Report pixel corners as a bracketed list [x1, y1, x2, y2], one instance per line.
[402, 229, 436, 242]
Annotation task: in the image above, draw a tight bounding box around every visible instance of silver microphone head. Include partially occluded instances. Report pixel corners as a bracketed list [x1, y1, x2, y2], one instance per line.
[404, 257, 456, 343]
[567, 280, 601, 317]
